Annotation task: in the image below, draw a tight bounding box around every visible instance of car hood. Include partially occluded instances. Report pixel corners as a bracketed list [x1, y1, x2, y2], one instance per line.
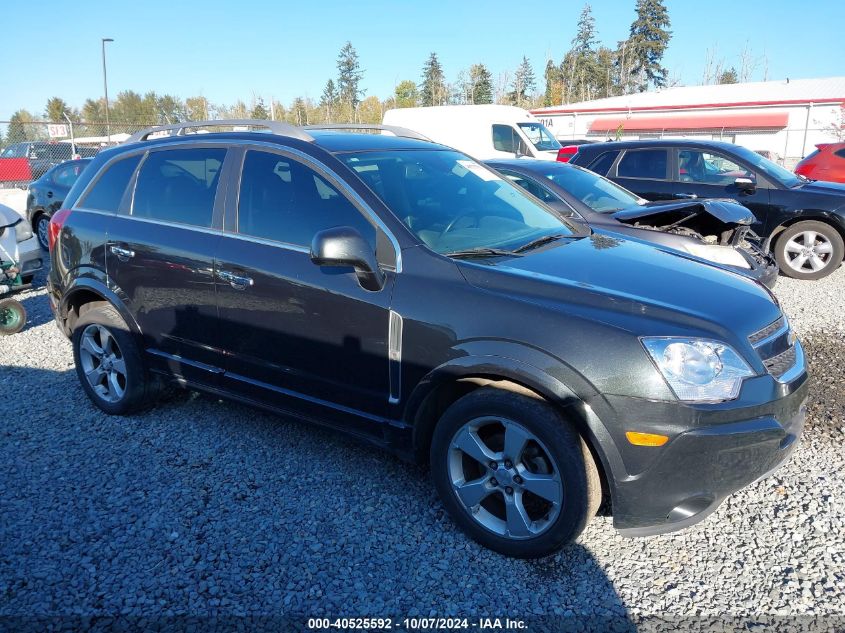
[794, 180, 845, 196]
[612, 198, 755, 226]
[457, 231, 779, 337]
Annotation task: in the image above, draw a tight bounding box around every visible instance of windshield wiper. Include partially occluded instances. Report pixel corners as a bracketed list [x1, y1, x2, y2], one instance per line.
[513, 233, 571, 254]
[444, 246, 519, 259]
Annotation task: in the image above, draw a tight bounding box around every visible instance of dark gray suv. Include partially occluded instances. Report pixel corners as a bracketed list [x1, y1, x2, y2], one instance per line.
[47, 121, 808, 558]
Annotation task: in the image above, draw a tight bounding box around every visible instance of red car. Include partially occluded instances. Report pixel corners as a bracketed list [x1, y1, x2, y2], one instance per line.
[795, 143, 845, 183]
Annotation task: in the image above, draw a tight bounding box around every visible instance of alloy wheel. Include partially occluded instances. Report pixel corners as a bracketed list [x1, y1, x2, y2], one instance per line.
[447, 416, 563, 539]
[784, 230, 834, 273]
[37, 216, 50, 250]
[78, 324, 127, 403]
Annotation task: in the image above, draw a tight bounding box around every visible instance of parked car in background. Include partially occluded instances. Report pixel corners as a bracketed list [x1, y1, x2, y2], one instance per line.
[795, 143, 845, 184]
[26, 158, 92, 249]
[570, 139, 845, 280]
[49, 120, 807, 558]
[486, 159, 778, 288]
[0, 141, 96, 185]
[0, 202, 43, 284]
[555, 139, 599, 163]
[383, 104, 562, 161]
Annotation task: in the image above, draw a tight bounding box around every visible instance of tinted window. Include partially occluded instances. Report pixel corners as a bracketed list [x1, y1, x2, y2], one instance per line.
[587, 151, 620, 176]
[544, 165, 643, 213]
[52, 161, 87, 187]
[1, 144, 24, 158]
[81, 154, 142, 212]
[677, 150, 753, 185]
[342, 150, 574, 254]
[617, 149, 668, 179]
[498, 170, 558, 203]
[238, 150, 374, 248]
[835, 149, 845, 159]
[133, 148, 225, 227]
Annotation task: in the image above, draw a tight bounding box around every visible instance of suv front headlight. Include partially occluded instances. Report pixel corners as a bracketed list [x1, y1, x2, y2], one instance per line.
[14, 218, 33, 242]
[684, 243, 750, 269]
[641, 337, 754, 402]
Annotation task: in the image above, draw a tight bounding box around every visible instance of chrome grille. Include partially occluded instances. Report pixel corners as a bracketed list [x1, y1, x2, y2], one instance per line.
[749, 315, 801, 382]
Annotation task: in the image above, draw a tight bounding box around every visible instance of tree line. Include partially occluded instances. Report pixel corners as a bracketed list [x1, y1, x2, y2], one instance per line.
[0, 0, 762, 148]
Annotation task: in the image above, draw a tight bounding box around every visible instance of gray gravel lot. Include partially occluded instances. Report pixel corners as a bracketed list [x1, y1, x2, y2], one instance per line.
[1, 266, 844, 630]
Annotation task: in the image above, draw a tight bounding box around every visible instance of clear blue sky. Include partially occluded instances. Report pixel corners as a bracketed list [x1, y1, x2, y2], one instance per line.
[2, 0, 844, 120]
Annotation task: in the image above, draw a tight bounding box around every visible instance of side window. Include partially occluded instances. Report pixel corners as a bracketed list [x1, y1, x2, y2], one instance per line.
[132, 148, 225, 227]
[835, 149, 845, 160]
[617, 149, 668, 180]
[500, 170, 557, 203]
[0, 145, 16, 158]
[237, 150, 375, 248]
[492, 125, 528, 155]
[52, 163, 80, 187]
[677, 150, 752, 185]
[80, 154, 142, 212]
[587, 151, 620, 176]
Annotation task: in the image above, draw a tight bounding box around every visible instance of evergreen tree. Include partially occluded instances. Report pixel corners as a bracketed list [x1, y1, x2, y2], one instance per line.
[508, 56, 536, 107]
[7, 111, 32, 144]
[393, 80, 418, 108]
[625, 0, 672, 92]
[719, 67, 739, 84]
[469, 64, 493, 104]
[337, 42, 364, 112]
[320, 79, 338, 119]
[45, 97, 70, 122]
[420, 53, 447, 107]
[251, 98, 270, 119]
[543, 60, 562, 106]
[0, 128, 5, 149]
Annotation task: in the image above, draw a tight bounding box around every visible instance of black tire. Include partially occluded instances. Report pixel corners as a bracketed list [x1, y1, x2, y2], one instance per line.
[0, 298, 26, 335]
[71, 302, 158, 415]
[775, 220, 844, 280]
[34, 213, 50, 251]
[430, 387, 601, 558]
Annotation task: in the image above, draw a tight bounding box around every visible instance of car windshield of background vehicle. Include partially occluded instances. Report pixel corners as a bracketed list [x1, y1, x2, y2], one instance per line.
[678, 150, 753, 186]
[730, 145, 802, 188]
[544, 165, 644, 213]
[516, 123, 562, 152]
[341, 149, 575, 255]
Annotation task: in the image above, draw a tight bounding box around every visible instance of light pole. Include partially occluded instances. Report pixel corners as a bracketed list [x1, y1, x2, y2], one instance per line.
[101, 38, 114, 144]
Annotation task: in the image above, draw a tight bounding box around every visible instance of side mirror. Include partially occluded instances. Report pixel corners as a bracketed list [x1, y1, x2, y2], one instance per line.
[735, 177, 756, 193]
[310, 226, 385, 292]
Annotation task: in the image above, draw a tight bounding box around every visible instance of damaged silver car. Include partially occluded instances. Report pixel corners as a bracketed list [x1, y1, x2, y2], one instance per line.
[487, 159, 778, 288]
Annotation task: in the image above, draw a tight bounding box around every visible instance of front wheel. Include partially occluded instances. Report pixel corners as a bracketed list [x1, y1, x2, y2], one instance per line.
[775, 221, 844, 280]
[430, 387, 601, 558]
[0, 298, 26, 335]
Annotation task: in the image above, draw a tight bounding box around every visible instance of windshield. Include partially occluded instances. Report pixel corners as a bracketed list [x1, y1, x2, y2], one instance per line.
[730, 145, 802, 188]
[341, 149, 575, 255]
[517, 123, 562, 152]
[544, 165, 643, 213]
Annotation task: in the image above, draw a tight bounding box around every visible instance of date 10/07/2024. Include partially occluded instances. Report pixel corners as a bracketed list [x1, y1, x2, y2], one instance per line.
[307, 617, 528, 631]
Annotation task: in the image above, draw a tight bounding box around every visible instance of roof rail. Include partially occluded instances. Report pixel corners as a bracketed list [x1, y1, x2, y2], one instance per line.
[126, 119, 314, 144]
[303, 124, 430, 142]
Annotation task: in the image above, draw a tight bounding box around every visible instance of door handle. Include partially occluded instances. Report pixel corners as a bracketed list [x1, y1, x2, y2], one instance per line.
[109, 244, 135, 261]
[674, 193, 698, 199]
[217, 269, 254, 290]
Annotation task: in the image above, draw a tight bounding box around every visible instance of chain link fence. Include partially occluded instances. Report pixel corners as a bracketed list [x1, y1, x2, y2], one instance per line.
[0, 121, 154, 188]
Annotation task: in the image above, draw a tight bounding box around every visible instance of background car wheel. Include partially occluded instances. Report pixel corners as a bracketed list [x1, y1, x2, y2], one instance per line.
[0, 298, 26, 335]
[775, 221, 844, 280]
[71, 303, 158, 415]
[430, 387, 601, 558]
[35, 213, 50, 250]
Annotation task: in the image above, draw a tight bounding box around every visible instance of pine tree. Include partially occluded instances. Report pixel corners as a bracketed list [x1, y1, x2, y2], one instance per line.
[45, 97, 70, 122]
[290, 98, 308, 125]
[624, 0, 672, 92]
[469, 64, 493, 105]
[508, 56, 536, 107]
[6, 111, 31, 144]
[719, 67, 739, 84]
[251, 98, 270, 119]
[543, 60, 562, 106]
[320, 79, 338, 120]
[337, 42, 364, 113]
[420, 53, 447, 107]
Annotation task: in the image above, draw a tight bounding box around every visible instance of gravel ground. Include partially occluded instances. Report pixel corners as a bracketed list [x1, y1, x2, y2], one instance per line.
[1, 265, 844, 631]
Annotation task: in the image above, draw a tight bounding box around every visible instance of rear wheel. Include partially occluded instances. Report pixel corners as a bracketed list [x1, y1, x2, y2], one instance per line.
[0, 298, 26, 335]
[430, 387, 600, 558]
[775, 221, 844, 280]
[35, 213, 50, 250]
[71, 303, 158, 414]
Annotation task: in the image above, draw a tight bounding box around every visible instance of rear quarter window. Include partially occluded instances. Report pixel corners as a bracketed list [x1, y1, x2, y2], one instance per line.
[586, 151, 620, 176]
[80, 155, 142, 212]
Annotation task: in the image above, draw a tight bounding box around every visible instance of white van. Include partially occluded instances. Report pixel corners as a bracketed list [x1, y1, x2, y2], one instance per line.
[383, 105, 562, 161]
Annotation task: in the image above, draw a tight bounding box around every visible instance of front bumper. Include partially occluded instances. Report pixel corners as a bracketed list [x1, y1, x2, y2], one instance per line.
[602, 369, 808, 537]
[17, 235, 44, 277]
